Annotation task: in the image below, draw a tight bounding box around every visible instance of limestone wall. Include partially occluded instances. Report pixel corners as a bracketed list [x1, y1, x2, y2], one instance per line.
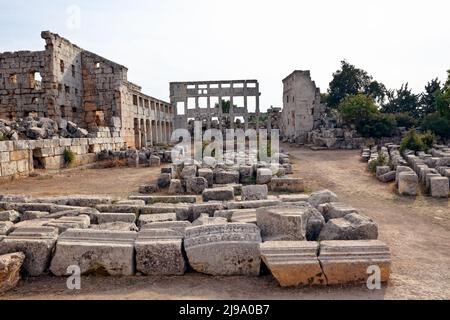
[0, 137, 124, 179]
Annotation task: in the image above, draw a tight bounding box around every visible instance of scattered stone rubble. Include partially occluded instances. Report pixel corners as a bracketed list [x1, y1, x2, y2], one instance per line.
[362, 144, 450, 198]
[0, 188, 390, 288]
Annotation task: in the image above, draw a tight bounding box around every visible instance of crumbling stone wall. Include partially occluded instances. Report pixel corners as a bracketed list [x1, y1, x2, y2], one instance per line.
[0, 31, 174, 150]
[281, 71, 324, 143]
[0, 137, 124, 179]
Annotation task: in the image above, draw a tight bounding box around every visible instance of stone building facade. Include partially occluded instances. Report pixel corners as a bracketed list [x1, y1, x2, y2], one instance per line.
[0, 31, 174, 149]
[170, 80, 261, 131]
[280, 70, 324, 142]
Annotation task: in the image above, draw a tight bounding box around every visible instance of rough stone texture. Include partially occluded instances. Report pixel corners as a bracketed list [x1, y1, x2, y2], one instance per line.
[241, 185, 268, 201]
[21, 211, 49, 221]
[50, 229, 137, 276]
[44, 215, 91, 234]
[0, 227, 58, 276]
[214, 171, 240, 185]
[202, 187, 235, 202]
[256, 168, 272, 184]
[0, 210, 21, 223]
[319, 240, 391, 285]
[135, 229, 186, 276]
[168, 179, 184, 195]
[138, 184, 159, 194]
[140, 221, 192, 236]
[192, 214, 228, 226]
[186, 177, 208, 195]
[157, 173, 172, 189]
[378, 171, 396, 183]
[318, 213, 378, 241]
[278, 194, 310, 202]
[430, 176, 449, 198]
[190, 202, 224, 221]
[308, 190, 338, 208]
[215, 209, 257, 224]
[398, 172, 418, 196]
[149, 155, 161, 167]
[270, 177, 304, 193]
[89, 222, 138, 231]
[0, 252, 26, 294]
[260, 241, 325, 286]
[184, 223, 262, 276]
[181, 165, 197, 180]
[256, 204, 325, 241]
[138, 213, 177, 227]
[0, 221, 14, 236]
[129, 195, 196, 204]
[319, 202, 358, 222]
[225, 199, 282, 210]
[115, 199, 146, 206]
[96, 212, 136, 224]
[239, 165, 255, 184]
[198, 168, 214, 187]
[376, 166, 391, 177]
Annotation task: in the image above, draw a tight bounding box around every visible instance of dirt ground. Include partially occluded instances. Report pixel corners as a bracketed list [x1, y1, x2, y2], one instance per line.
[1, 144, 449, 300]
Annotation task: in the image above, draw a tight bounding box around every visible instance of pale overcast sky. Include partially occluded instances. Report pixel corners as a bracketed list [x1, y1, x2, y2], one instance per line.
[1, 0, 449, 111]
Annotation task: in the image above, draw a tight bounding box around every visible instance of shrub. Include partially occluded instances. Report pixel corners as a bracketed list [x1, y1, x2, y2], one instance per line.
[400, 130, 425, 153]
[421, 112, 450, 140]
[368, 152, 388, 173]
[64, 148, 76, 166]
[420, 131, 436, 151]
[0, 133, 5, 141]
[394, 112, 417, 129]
[359, 113, 397, 138]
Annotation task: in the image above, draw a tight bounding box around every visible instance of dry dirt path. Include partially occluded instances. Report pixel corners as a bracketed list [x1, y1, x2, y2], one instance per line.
[1, 145, 449, 300]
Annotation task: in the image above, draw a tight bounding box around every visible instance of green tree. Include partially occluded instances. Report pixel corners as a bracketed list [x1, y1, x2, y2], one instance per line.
[435, 70, 450, 120]
[381, 83, 420, 118]
[393, 112, 417, 129]
[327, 60, 386, 108]
[421, 112, 450, 139]
[419, 78, 441, 116]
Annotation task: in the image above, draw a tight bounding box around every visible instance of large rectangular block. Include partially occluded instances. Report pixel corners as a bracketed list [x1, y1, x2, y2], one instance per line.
[318, 240, 391, 285]
[430, 176, 449, 198]
[270, 177, 304, 193]
[260, 241, 325, 286]
[0, 227, 58, 276]
[50, 229, 137, 276]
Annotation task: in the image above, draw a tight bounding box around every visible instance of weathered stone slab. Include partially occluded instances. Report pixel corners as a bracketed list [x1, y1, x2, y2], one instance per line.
[318, 240, 391, 285]
[202, 187, 235, 202]
[115, 199, 146, 206]
[318, 213, 378, 241]
[398, 172, 418, 196]
[241, 185, 268, 201]
[138, 213, 177, 227]
[0, 210, 21, 223]
[308, 190, 338, 208]
[181, 165, 197, 180]
[212, 183, 243, 195]
[214, 170, 239, 185]
[44, 215, 91, 234]
[34, 195, 112, 207]
[215, 209, 257, 224]
[192, 214, 228, 226]
[0, 252, 25, 294]
[260, 241, 325, 287]
[140, 204, 190, 221]
[190, 202, 224, 221]
[319, 202, 358, 222]
[256, 168, 272, 184]
[96, 204, 141, 214]
[129, 195, 197, 204]
[50, 229, 137, 276]
[140, 221, 192, 236]
[186, 177, 208, 195]
[168, 179, 184, 195]
[184, 223, 262, 276]
[239, 165, 255, 184]
[0, 221, 14, 236]
[224, 199, 282, 210]
[21, 211, 49, 221]
[135, 229, 186, 275]
[138, 184, 159, 194]
[378, 171, 396, 183]
[198, 168, 214, 187]
[376, 166, 391, 177]
[256, 204, 325, 241]
[149, 155, 161, 167]
[430, 176, 449, 198]
[157, 173, 172, 189]
[90, 222, 138, 232]
[96, 212, 136, 224]
[270, 177, 304, 193]
[0, 227, 58, 276]
[278, 194, 310, 203]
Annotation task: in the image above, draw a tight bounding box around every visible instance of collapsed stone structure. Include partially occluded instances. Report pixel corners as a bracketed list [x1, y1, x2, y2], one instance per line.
[0, 31, 174, 149]
[363, 143, 450, 198]
[170, 80, 262, 131]
[280, 71, 325, 143]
